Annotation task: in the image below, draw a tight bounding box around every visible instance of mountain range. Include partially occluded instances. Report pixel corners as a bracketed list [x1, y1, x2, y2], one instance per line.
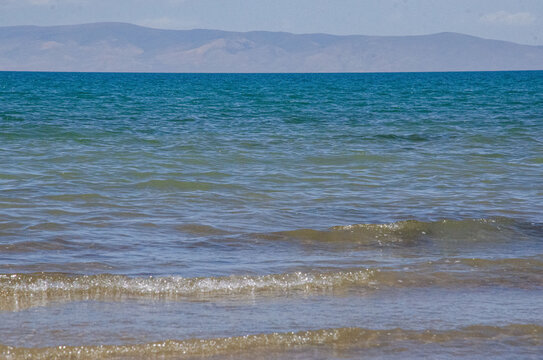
[1, 22, 542, 72]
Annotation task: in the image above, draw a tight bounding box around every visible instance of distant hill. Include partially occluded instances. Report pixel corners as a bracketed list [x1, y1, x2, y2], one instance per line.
[1, 22, 542, 72]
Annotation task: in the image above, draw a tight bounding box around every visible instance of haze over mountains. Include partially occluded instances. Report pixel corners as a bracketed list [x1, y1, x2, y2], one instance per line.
[1, 22, 542, 72]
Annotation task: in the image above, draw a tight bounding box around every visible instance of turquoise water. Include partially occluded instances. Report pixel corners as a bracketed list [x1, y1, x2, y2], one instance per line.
[0, 72, 542, 359]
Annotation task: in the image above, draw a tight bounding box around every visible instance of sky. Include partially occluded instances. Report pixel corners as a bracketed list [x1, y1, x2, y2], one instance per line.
[0, 0, 542, 45]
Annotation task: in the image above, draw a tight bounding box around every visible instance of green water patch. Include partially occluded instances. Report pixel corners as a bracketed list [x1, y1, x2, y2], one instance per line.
[43, 193, 109, 201]
[133, 179, 242, 192]
[175, 223, 234, 237]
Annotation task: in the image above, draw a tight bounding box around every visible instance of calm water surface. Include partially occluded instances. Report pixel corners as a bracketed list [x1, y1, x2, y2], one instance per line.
[0, 72, 542, 359]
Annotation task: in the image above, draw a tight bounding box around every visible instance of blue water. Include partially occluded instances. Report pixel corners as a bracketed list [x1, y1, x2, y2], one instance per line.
[0, 71, 542, 359]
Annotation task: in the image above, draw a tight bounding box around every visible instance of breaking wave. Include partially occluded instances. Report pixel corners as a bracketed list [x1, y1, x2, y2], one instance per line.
[264, 217, 541, 246]
[1, 324, 541, 359]
[1, 255, 541, 311]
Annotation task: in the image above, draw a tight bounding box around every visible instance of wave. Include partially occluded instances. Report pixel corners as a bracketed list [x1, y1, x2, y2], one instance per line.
[263, 217, 541, 246]
[3, 217, 540, 254]
[0, 239, 115, 253]
[1, 256, 541, 311]
[0, 238, 74, 252]
[0, 270, 374, 311]
[1, 324, 541, 359]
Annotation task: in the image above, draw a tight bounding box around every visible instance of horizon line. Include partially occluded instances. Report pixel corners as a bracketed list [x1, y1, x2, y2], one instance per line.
[2, 70, 543, 75]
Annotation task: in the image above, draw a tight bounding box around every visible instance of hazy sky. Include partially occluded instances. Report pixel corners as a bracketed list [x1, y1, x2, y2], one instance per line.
[1, 0, 542, 45]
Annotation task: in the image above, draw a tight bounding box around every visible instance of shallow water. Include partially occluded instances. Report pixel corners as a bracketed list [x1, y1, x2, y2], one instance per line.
[0, 71, 542, 359]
